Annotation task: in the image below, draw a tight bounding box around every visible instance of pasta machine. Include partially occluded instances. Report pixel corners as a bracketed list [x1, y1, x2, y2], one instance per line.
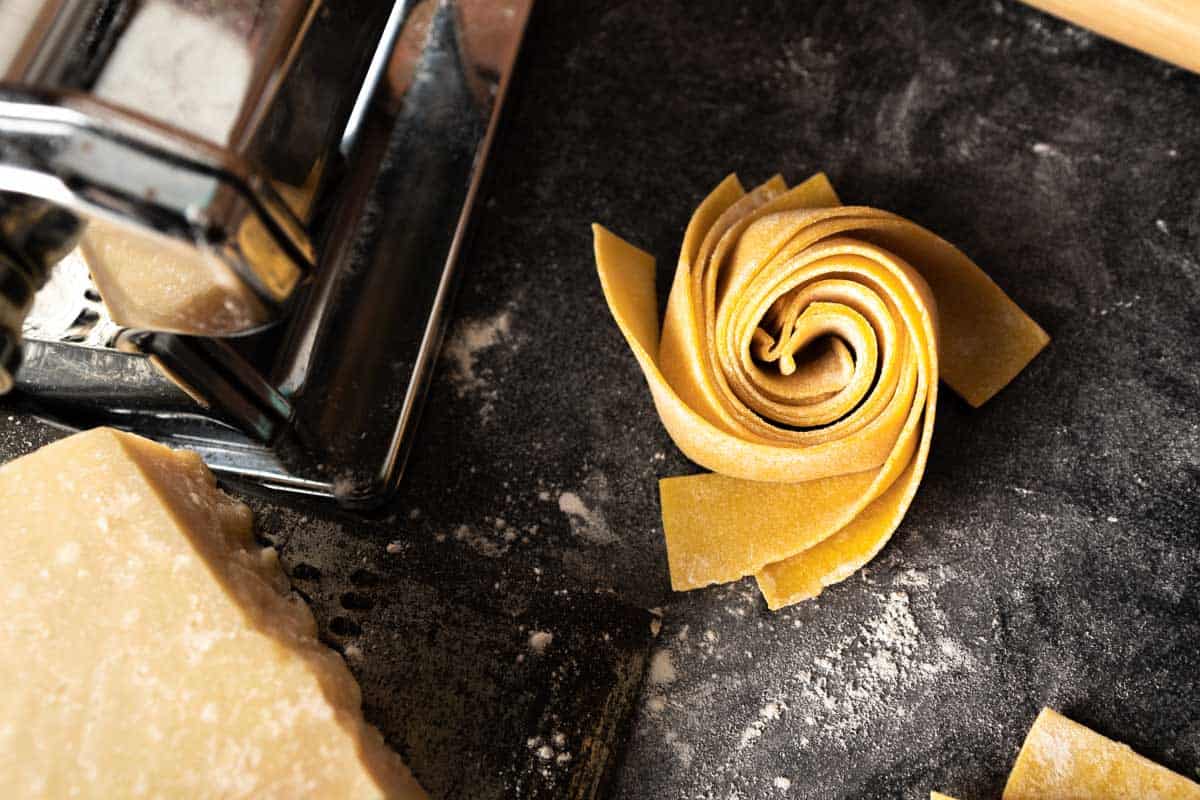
[0, 0, 532, 506]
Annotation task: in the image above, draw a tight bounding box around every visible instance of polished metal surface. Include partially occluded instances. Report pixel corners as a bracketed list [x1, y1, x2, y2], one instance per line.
[9, 0, 534, 506]
[275, 0, 534, 505]
[0, 89, 311, 331]
[0, 0, 397, 366]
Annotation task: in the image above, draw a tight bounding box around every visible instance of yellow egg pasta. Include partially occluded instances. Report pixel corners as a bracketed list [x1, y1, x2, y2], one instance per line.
[593, 173, 1048, 608]
[1002, 708, 1200, 800]
[933, 708, 1200, 800]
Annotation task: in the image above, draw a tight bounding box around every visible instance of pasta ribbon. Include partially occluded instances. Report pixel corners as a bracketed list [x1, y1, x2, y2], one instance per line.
[593, 173, 1048, 608]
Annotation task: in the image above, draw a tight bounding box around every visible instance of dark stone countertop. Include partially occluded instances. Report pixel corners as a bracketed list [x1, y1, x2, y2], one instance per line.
[3, 1, 1200, 798]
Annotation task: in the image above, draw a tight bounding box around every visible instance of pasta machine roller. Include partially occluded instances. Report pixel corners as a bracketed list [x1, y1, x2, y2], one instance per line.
[0, 0, 531, 506]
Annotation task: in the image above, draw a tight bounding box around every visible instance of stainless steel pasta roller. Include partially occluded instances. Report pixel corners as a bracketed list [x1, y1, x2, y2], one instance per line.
[0, 0, 532, 506]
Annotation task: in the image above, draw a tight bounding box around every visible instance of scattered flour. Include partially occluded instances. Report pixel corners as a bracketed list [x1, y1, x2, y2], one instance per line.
[443, 309, 512, 394]
[624, 583, 988, 793]
[739, 701, 787, 749]
[648, 650, 677, 686]
[528, 630, 553, 654]
[442, 307, 522, 421]
[558, 491, 618, 545]
[452, 523, 510, 558]
[789, 592, 974, 743]
[528, 730, 573, 770]
[894, 568, 930, 589]
[663, 729, 694, 768]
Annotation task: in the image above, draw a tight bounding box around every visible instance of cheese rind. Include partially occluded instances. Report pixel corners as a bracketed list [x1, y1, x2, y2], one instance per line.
[1002, 708, 1200, 800]
[0, 428, 425, 799]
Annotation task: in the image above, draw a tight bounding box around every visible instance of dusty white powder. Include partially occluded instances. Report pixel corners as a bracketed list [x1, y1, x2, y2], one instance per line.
[740, 701, 787, 749]
[442, 306, 525, 422]
[452, 524, 510, 558]
[894, 568, 931, 589]
[739, 725, 763, 748]
[783, 591, 976, 744]
[528, 630, 553, 654]
[648, 650, 677, 686]
[557, 491, 618, 545]
[623, 578, 990, 796]
[557, 492, 587, 515]
[443, 310, 512, 395]
[644, 649, 678, 723]
[663, 729, 694, 768]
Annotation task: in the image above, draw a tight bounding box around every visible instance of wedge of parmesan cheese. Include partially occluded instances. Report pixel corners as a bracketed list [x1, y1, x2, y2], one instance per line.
[0, 428, 425, 799]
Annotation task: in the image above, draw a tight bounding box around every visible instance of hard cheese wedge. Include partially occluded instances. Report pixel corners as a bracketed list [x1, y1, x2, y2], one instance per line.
[594, 173, 1048, 608]
[0, 428, 425, 799]
[1002, 708, 1200, 800]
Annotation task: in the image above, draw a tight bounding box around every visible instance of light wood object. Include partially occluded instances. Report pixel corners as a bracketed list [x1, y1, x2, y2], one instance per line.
[1020, 0, 1200, 74]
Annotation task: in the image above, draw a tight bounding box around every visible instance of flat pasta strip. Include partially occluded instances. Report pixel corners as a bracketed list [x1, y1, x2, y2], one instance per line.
[593, 173, 1047, 608]
[1002, 708, 1200, 800]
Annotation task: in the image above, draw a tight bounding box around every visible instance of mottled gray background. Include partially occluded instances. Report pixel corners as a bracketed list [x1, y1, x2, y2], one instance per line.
[3, 1, 1200, 798]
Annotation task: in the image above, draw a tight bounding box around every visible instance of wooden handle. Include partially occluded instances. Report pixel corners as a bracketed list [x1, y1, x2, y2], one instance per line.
[1019, 0, 1200, 73]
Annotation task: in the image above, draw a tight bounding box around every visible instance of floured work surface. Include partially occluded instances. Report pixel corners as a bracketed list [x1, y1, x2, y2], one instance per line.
[246, 494, 655, 800]
[0, 429, 424, 799]
[506, 2, 1200, 799]
[6, 0, 1200, 797]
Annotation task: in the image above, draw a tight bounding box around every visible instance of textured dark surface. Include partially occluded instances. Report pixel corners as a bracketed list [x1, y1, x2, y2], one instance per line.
[4, 0, 1200, 798]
